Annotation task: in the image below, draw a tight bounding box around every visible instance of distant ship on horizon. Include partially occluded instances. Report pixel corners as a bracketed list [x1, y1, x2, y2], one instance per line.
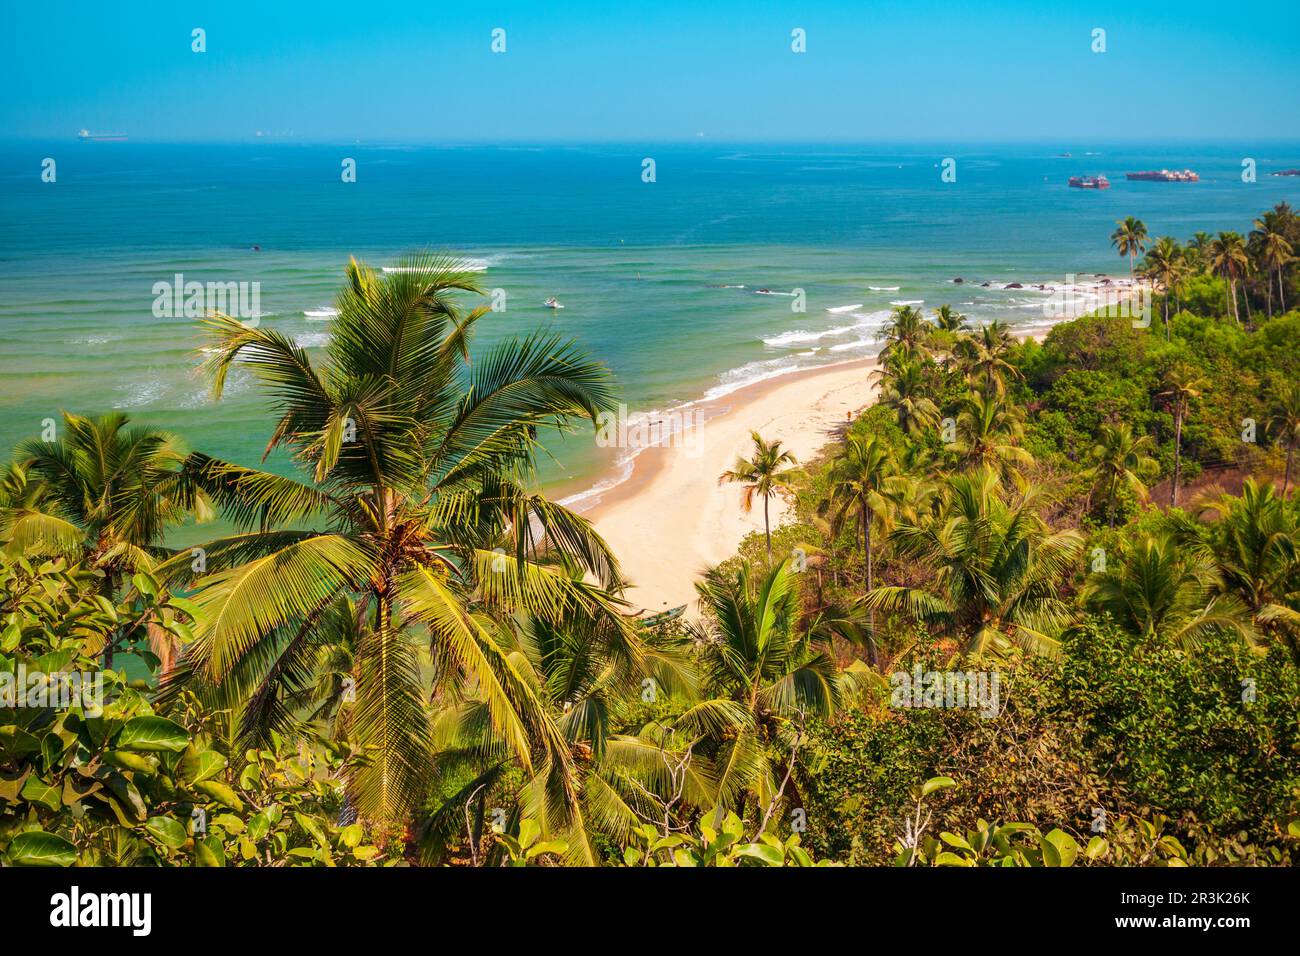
[77, 129, 128, 142]
[1068, 175, 1110, 190]
[1126, 168, 1199, 182]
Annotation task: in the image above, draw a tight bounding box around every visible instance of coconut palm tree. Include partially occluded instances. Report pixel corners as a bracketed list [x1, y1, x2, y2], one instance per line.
[945, 390, 1034, 482]
[877, 305, 933, 364]
[1184, 231, 1212, 273]
[951, 322, 1023, 396]
[1140, 236, 1185, 339]
[872, 357, 940, 437]
[160, 253, 629, 830]
[1111, 216, 1149, 281]
[1207, 231, 1251, 324]
[1156, 367, 1209, 508]
[688, 559, 847, 825]
[1080, 533, 1257, 649]
[1180, 480, 1300, 660]
[932, 304, 969, 333]
[1251, 214, 1294, 317]
[6, 412, 212, 578]
[1269, 383, 1300, 497]
[861, 468, 1084, 656]
[1086, 422, 1159, 529]
[819, 433, 901, 592]
[719, 432, 799, 560]
[411, 593, 700, 863]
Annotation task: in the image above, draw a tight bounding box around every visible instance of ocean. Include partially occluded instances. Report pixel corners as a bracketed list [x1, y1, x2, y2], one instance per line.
[2, 141, 1297, 532]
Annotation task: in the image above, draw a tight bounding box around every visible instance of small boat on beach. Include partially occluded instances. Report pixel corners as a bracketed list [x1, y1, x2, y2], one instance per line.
[633, 605, 687, 628]
[543, 297, 565, 309]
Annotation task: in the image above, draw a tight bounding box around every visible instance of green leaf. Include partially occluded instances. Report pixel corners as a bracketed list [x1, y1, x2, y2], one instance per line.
[102, 750, 160, 775]
[145, 816, 188, 850]
[1040, 829, 1078, 867]
[193, 779, 244, 812]
[195, 834, 225, 867]
[131, 572, 159, 600]
[1085, 836, 1109, 861]
[179, 748, 228, 784]
[921, 776, 957, 797]
[0, 621, 20, 652]
[20, 776, 61, 812]
[517, 818, 540, 851]
[733, 843, 785, 866]
[933, 851, 974, 867]
[294, 812, 329, 848]
[5, 830, 77, 867]
[116, 715, 190, 753]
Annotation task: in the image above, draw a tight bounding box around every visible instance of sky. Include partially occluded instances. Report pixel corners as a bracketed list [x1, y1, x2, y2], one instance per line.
[2, 1, 1298, 143]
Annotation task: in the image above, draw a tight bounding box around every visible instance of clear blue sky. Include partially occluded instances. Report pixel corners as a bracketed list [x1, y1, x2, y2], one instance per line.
[2, 1, 1297, 142]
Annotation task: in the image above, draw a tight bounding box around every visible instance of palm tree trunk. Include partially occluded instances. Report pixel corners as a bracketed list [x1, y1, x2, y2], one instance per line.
[763, 494, 772, 560]
[1171, 409, 1183, 508]
[1279, 267, 1287, 312]
[862, 505, 873, 591]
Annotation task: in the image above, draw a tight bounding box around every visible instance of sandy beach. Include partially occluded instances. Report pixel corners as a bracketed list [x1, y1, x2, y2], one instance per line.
[585, 359, 879, 616]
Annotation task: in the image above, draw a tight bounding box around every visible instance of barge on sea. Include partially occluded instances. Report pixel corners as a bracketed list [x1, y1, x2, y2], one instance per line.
[1125, 169, 1199, 182]
[1068, 175, 1110, 189]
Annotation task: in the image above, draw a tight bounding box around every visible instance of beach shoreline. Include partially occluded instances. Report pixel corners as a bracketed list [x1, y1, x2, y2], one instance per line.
[574, 297, 1127, 617]
[581, 357, 880, 616]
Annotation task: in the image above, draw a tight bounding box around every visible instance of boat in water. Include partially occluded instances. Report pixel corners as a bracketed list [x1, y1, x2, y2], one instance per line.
[543, 297, 565, 309]
[1125, 169, 1199, 182]
[1067, 175, 1110, 189]
[77, 129, 127, 142]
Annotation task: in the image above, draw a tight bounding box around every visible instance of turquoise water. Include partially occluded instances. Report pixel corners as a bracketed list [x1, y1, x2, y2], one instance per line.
[2, 142, 1297, 522]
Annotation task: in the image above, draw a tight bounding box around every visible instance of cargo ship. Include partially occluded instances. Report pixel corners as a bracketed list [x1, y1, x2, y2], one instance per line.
[1272, 169, 1300, 177]
[1068, 175, 1110, 189]
[1125, 169, 1199, 182]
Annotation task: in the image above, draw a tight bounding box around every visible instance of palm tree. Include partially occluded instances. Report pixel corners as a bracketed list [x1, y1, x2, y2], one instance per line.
[719, 432, 799, 560]
[945, 390, 1034, 482]
[6, 411, 212, 580]
[862, 468, 1084, 656]
[1080, 534, 1256, 649]
[872, 357, 940, 436]
[819, 433, 900, 592]
[1207, 231, 1251, 324]
[1140, 236, 1185, 339]
[951, 322, 1023, 396]
[1111, 216, 1149, 281]
[1184, 231, 1212, 273]
[1251, 214, 1294, 317]
[413, 596, 699, 863]
[932, 305, 969, 333]
[1086, 422, 1158, 529]
[161, 254, 628, 830]
[1156, 367, 1208, 508]
[689, 559, 848, 825]
[1269, 383, 1300, 496]
[877, 305, 933, 364]
[1181, 480, 1300, 660]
